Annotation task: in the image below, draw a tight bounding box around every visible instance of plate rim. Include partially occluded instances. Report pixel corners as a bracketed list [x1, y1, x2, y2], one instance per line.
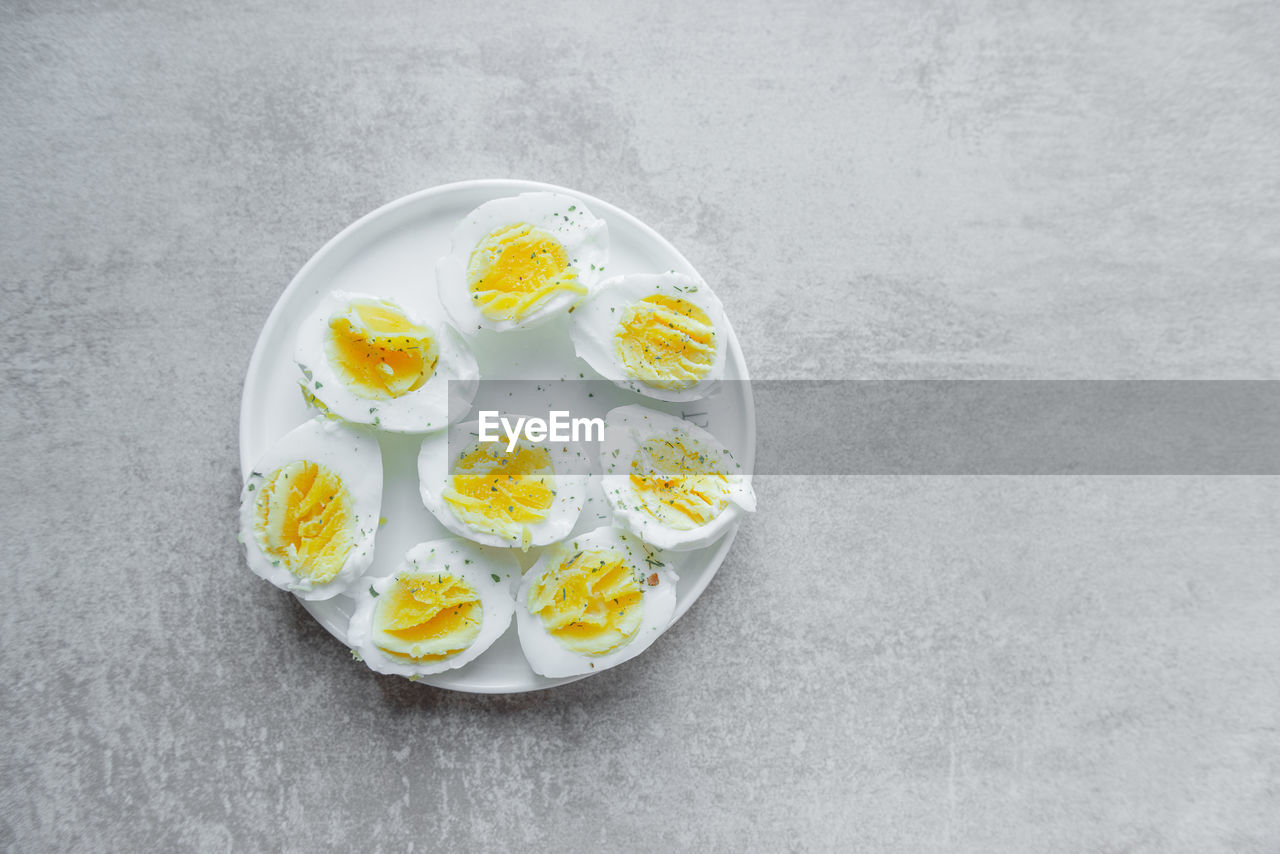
[238, 178, 756, 694]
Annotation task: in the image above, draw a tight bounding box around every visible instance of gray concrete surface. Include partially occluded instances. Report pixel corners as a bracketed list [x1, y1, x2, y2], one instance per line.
[3, 1, 1278, 851]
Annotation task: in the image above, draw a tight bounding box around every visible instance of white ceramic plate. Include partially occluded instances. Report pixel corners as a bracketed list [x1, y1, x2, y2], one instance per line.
[239, 179, 755, 693]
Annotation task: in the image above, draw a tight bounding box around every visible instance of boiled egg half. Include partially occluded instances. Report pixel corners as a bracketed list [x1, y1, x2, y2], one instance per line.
[600, 405, 755, 551]
[570, 272, 727, 402]
[437, 192, 609, 332]
[418, 418, 587, 551]
[516, 526, 678, 678]
[294, 291, 479, 433]
[238, 417, 382, 600]
[348, 539, 518, 678]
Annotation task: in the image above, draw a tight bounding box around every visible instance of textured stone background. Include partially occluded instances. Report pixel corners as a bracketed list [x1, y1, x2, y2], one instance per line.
[3, 1, 1278, 851]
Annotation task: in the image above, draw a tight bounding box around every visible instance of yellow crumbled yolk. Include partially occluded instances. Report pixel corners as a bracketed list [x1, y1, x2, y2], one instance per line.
[528, 549, 644, 655]
[298, 381, 338, 418]
[372, 571, 482, 661]
[254, 460, 354, 583]
[325, 299, 438, 400]
[441, 443, 555, 549]
[630, 436, 731, 530]
[467, 223, 586, 322]
[615, 295, 716, 390]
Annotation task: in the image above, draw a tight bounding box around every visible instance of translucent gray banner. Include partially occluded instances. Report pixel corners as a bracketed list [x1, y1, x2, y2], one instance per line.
[448, 380, 1280, 474]
[754, 380, 1280, 474]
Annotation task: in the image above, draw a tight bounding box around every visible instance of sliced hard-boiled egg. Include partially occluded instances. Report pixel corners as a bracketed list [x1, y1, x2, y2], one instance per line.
[294, 291, 479, 433]
[437, 192, 609, 333]
[418, 418, 588, 551]
[348, 539, 518, 678]
[569, 272, 727, 402]
[238, 417, 382, 600]
[516, 526, 678, 678]
[600, 405, 755, 551]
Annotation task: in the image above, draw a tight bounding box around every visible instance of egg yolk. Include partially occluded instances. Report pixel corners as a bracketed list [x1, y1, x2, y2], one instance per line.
[299, 380, 341, 418]
[528, 549, 644, 655]
[254, 460, 355, 584]
[630, 436, 731, 530]
[372, 571, 482, 661]
[615, 295, 716, 390]
[441, 442, 555, 550]
[467, 223, 586, 322]
[326, 299, 438, 400]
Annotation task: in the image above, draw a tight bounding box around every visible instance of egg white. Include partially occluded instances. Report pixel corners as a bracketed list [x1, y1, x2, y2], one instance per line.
[516, 526, 678, 678]
[418, 418, 588, 550]
[600, 405, 755, 551]
[238, 416, 382, 600]
[437, 192, 609, 333]
[569, 272, 727, 402]
[293, 290, 479, 434]
[348, 539, 518, 678]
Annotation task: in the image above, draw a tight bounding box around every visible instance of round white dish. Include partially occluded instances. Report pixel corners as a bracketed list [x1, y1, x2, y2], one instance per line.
[239, 179, 755, 693]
